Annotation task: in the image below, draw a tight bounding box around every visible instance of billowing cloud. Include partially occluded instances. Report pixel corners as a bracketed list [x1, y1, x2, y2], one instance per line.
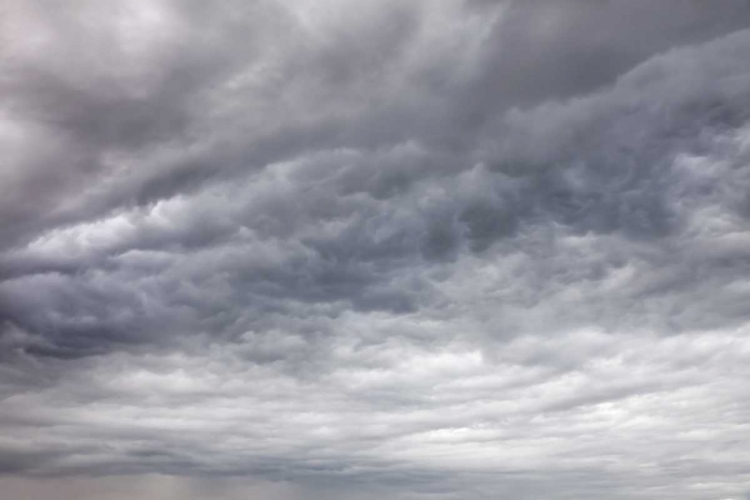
[2, 1, 750, 499]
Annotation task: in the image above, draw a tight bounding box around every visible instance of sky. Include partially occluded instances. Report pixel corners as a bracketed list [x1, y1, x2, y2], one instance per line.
[2, 1, 750, 499]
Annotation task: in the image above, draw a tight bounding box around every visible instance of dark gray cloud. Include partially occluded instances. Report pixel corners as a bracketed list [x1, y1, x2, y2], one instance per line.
[2, 1, 750, 499]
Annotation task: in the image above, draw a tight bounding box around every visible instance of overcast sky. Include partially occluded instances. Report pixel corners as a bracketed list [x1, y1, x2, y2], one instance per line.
[2, 1, 750, 499]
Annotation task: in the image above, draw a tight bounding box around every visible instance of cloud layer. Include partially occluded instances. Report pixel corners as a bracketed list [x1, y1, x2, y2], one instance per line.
[2, 1, 750, 499]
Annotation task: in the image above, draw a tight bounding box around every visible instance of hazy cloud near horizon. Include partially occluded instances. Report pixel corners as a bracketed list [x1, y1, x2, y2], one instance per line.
[2, 1, 750, 499]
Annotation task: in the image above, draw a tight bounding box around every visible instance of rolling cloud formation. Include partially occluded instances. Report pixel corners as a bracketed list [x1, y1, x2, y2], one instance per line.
[2, 1, 750, 499]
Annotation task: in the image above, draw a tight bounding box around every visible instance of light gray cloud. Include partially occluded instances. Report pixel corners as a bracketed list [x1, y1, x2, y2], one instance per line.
[2, 1, 750, 499]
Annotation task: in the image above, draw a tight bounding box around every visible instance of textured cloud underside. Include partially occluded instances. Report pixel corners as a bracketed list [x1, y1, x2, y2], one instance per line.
[2, 1, 750, 499]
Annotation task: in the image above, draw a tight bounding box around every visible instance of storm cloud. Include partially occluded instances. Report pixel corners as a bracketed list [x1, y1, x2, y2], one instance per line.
[2, 1, 750, 499]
